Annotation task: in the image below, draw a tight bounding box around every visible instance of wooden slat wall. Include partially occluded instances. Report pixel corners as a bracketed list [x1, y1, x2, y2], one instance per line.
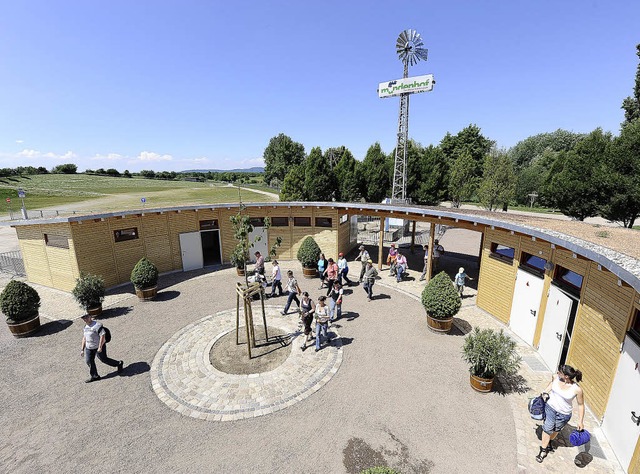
[337, 213, 354, 255]
[476, 229, 520, 323]
[629, 437, 640, 474]
[566, 262, 635, 419]
[167, 210, 198, 269]
[110, 215, 146, 284]
[71, 220, 119, 287]
[17, 223, 77, 290]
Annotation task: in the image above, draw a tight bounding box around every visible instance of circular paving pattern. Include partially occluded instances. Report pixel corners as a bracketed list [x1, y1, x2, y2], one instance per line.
[150, 306, 343, 421]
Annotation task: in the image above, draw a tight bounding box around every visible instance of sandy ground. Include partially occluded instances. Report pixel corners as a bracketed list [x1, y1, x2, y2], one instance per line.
[0, 264, 515, 474]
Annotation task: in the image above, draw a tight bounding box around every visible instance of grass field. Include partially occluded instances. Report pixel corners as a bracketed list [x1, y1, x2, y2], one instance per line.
[0, 174, 277, 213]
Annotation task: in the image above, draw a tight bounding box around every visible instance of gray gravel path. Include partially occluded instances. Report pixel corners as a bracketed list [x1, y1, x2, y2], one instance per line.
[0, 266, 516, 474]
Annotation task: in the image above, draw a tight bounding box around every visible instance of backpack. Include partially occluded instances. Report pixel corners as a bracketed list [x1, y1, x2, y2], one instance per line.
[101, 325, 112, 343]
[528, 394, 546, 420]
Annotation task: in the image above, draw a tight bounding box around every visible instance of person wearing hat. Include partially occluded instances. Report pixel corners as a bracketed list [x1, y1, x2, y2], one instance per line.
[356, 245, 370, 283]
[362, 259, 378, 301]
[386, 243, 398, 275]
[419, 243, 429, 281]
[80, 314, 123, 383]
[337, 252, 352, 285]
[454, 267, 473, 296]
[433, 239, 445, 272]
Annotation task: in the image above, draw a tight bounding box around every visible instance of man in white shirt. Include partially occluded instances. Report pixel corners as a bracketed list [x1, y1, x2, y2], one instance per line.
[80, 314, 123, 383]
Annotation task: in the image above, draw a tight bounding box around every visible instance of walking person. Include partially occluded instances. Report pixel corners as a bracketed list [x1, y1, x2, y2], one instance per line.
[317, 253, 329, 289]
[454, 267, 473, 297]
[328, 281, 343, 322]
[80, 314, 123, 383]
[356, 245, 370, 283]
[324, 258, 339, 296]
[386, 243, 398, 273]
[337, 252, 353, 286]
[314, 295, 331, 352]
[299, 292, 315, 351]
[362, 259, 378, 301]
[419, 244, 429, 281]
[433, 239, 444, 272]
[535, 365, 585, 463]
[269, 260, 283, 298]
[254, 251, 265, 276]
[281, 270, 302, 315]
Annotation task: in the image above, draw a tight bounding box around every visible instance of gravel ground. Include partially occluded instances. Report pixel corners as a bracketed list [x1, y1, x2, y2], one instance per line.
[0, 266, 515, 474]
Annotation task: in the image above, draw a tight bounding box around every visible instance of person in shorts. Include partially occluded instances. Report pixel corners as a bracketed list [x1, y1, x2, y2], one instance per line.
[454, 267, 473, 296]
[536, 364, 585, 463]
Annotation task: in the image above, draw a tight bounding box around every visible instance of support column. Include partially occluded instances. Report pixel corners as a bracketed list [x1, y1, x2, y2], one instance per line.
[426, 223, 436, 282]
[410, 221, 416, 253]
[378, 217, 384, 271]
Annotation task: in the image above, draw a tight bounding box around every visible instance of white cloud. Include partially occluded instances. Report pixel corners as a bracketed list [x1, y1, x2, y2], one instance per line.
[91, 153, 123, 161]
[18, 149, 41, 158]
[17, 149, 77, 160]
[15, 139, 24, 144]
[137, 151, 173, 162]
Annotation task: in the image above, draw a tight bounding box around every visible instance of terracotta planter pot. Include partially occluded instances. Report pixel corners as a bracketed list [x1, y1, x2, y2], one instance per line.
[302, 266, 317, 279]
[426, 314, 453, 334]
[135, 286, 157, 301]
[7, 313, 41, 338]
[470, 374, 494, 393]
[87, 305, 103, 317]
[236, 268, 245, 276]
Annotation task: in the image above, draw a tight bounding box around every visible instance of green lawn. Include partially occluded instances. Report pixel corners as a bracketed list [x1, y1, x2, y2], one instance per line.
[0, 174, 276, 213]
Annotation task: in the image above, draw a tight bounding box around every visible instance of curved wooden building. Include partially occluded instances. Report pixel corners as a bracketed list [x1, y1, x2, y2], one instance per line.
[9, 201, 640, 473]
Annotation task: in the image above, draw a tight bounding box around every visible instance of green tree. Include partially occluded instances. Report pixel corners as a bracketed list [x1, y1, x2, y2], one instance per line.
[514, 148, 557, 207]
[621, 44, 640, 124]
[303, 147, 334, 201]
[360, 142, 391, 202]
[333, 148, 361, 202]
[280, 164, 306, 201]
[52, 163, 77, 174]
[601, 120, 640, 227]
[478, 148, 516, 211]
[448, 151, 479, 208]
[440, 124, 494, 178]
[546, 129, 611, 220]
[263, 133, 305, 185]
[509, 129, 584, 170]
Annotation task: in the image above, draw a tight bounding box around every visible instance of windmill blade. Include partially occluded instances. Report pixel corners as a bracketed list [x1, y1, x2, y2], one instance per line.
[416, 48, 429, 61]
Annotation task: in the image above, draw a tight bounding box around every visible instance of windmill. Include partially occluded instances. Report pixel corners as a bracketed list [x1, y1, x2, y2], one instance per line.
[381, 29, 433, 203]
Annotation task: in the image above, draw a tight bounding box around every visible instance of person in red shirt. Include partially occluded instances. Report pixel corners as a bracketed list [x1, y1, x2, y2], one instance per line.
[323, 258, 339, 296]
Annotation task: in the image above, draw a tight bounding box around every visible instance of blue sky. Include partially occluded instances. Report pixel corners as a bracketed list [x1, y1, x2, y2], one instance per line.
[0, 0, 638, 172]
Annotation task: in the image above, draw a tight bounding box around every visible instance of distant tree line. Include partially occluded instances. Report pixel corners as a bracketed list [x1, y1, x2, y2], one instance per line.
[262, 43, 640, 228]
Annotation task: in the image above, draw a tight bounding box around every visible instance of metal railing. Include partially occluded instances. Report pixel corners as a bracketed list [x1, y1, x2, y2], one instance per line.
[7, 209, 89, 220]
[0, 251, 25, 276]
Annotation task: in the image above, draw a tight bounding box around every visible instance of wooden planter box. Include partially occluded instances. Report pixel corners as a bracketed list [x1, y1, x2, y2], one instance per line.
[87, 305, 103, 317]
[470, 374, 494, 393]
[426, 314, 453, 334]
[302, 267, 317, 279]
[7, 313, 41, 338]
[135, 286, 158, 301]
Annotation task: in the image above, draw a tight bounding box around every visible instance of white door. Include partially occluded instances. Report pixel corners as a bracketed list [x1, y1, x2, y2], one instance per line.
[538, 285, 574, 371]
[509, 269, 544, 345]
[602, 336, 640, 473]
[248, 226, 268, 263]
[179, 232, 203, 271]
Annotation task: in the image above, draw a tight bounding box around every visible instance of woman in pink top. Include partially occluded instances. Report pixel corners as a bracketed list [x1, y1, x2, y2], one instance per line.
[536, 364, 585, 463]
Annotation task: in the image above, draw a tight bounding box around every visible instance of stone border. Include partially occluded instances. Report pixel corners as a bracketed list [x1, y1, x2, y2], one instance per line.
[150, 306, 343, 421]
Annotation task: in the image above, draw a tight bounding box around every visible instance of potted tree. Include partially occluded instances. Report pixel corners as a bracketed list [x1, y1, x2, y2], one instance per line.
[297, 236, 322, 279]
[130, 257, 159, 300]
[421, 271, 461, 333]
[0, 280, 41, 337]
[462, 327, 522, 393]
[230, 244, 248, 276]
[72, 273, 105, 316]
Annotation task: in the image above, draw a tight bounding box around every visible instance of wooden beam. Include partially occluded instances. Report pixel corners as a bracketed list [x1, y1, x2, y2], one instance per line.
[426, 224, 435, 282]
[378, 217, 384, 271]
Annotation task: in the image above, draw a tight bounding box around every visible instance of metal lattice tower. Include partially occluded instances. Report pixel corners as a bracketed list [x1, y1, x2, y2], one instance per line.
[391, 29, 429, 203]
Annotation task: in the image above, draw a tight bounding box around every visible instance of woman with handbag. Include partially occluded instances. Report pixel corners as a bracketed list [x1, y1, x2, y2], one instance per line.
[298, 292, 315, 351]
[314, 296, 331, 352]
[536, 364, 585, 463]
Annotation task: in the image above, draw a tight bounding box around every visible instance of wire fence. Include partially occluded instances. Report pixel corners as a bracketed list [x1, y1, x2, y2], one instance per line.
[0, 251, 25, 276]
[6, 209, 91, 220]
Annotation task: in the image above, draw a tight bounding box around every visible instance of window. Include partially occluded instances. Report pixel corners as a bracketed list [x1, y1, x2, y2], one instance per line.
[199, 219, 219, 230]
[521, 252, 546, 273]
[629, 309, 640, 344]
[114, 227, 138, 242]
[339, 214, 348, 225]
[490, 243, 515, 263]
[44, 234, 69, 249]
[554, 265, 583, 292]
[293, 217, 311, 227]
[271, 217, 289, 227]
[250, 217, 265, 227]
[315, 217, 332, 228]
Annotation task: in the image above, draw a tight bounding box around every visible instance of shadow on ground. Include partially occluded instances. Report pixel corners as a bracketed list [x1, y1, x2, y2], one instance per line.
[32, 319, 73, 337]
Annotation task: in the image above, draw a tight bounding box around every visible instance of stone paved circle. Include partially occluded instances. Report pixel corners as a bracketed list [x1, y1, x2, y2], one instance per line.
[150, 306, 343, 421]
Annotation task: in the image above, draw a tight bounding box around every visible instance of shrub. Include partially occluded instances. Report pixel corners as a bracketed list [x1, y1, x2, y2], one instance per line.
[230, 244, 248, 269]
[72, 273, 105, 310]
[421, 271, 461, 320]
[0, 280, 41, 323]
[130, 257, 159, 289]
[462, 327, 522, 379]
[297, 236, 322, 268]
[361, 468, 400, 474]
